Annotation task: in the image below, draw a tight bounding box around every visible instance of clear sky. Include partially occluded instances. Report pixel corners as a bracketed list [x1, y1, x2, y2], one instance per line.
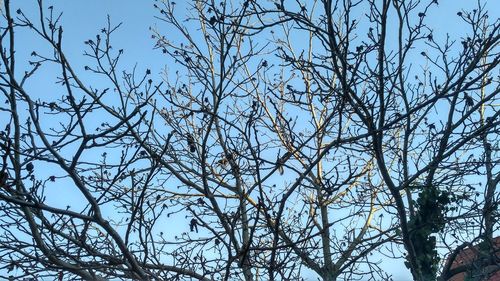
[5, 0, 499, 280]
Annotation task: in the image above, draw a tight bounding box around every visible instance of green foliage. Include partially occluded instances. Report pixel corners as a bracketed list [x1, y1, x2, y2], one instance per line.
[406, 184, 451, 280]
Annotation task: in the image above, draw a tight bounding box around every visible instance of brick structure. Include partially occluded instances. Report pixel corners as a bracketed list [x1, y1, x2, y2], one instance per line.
[446, 237, 500, 281]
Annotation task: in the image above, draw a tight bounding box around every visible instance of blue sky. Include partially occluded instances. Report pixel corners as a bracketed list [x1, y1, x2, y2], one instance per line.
[4, 0, 499, 280]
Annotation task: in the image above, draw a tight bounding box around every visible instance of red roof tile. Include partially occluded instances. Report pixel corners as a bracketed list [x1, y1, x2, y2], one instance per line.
[446, 237, 500, 281]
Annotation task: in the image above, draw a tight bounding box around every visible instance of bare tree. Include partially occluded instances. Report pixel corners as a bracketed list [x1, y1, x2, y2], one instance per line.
[0, 0, 498, 280]
[240, 1, 500, 280]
